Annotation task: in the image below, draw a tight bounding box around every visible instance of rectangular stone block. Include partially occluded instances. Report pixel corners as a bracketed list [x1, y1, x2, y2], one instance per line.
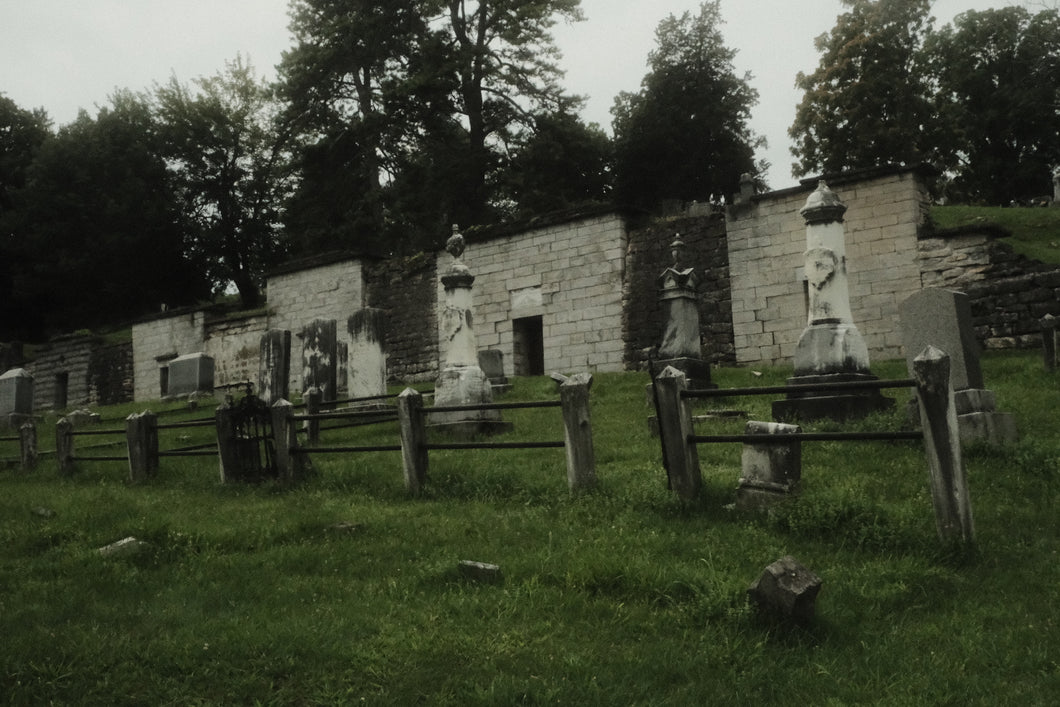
[258, 330, 291, 404]
[900, 288, 983, 390]
[167, 353, 214, 397]
[0, 368, 34, 417]
[301, 319, 338, 400]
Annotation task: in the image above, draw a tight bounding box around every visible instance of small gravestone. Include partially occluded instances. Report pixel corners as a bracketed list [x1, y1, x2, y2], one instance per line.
[1, 368, 34, 425]
[167, 353, 214, 397]
[478, 349, 510, 393]
[301, 319, 338, 401]
[258, 329, 291, 404]
[736, 421, 801, 509]
[66, 408, 101, 427]
[348, 308, 387, 399]
[747, 556, 821, 623]
[900, 289, 1017, 444]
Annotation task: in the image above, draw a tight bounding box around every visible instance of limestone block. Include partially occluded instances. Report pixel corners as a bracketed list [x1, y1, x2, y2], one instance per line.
[747, 556, 822, 623]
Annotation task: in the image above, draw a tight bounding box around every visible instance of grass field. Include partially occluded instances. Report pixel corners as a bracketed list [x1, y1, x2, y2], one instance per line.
[0, 352, 1057, 705]
[931, 204, 1060, 265]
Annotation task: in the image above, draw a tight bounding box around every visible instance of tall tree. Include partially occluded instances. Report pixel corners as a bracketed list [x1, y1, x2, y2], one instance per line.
[923, 6, 1060, 204]
[789, 0, 934, 178]
[0, 95, 52, 338]
[611, 1, 762, 212]
[278, 0, 432, 255]
[11, 93, 204, 336]
[155, 56, 296, 308]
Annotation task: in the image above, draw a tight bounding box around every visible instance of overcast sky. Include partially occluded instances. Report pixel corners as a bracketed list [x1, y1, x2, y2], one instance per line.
[0, 0, 1016, 187]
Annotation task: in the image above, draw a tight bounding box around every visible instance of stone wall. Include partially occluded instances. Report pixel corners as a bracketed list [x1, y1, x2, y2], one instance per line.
[725, 166, 930, 366]
[966, 270, 1060, 349]
[27, 335, 97, 410]
[131, 309, 207, 401]
[203, 313, 269, 391]
[365, 252, 439, 383]
[458, 210, 628, 375]
[623, 211, 733, 368]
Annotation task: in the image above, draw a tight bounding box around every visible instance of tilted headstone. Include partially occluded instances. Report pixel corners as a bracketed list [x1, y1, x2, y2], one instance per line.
[899, 288, 983, 390]
[0, 367, 34, 419]
[167, 353, 214, 397]
[258, 329, 291, 405]
[900, 289, 1017, 444]
[301, 319, 337, 401]
[348, 308, 387, 399]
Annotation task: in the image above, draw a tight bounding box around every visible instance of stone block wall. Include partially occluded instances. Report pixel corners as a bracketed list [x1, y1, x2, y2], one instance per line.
[458, 211, 628, 375]
[966, 270, 1060, 350]
[365, 252, 439, 383]
[623, 212, 734, 368]
[27, 335, 97, 410]
[132, 309, 207, 401]
[203, 313, 269, 391]
[725, 167, 929, 366]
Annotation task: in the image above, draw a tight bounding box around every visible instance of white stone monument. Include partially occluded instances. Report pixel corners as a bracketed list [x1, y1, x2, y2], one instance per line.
[772, 181, 893, 421]
[431, 226, 510, 436]
[656, 235, 713, 389]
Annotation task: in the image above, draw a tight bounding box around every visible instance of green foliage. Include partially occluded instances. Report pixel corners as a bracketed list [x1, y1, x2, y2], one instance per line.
[155, 56, 296, 308]
[612, 1, 762, 212]
[930, 204, 1060, 264]
[923, 6, 1060, 205]
[789, 0, 934, 178]
[1, 353, 1056, 703]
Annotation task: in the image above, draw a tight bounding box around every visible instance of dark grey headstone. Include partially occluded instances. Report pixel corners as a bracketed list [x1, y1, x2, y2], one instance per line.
[258, 330, 291, 404]
[167, 353, 215, 397]
[900, 288, 983, 390]
[477, 349, 506, 383]
[301, 319, 338, 400]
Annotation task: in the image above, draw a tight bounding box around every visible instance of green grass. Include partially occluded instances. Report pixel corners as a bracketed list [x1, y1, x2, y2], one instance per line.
[931, 204, 1060, 265]
[1, 353, 1057, 705]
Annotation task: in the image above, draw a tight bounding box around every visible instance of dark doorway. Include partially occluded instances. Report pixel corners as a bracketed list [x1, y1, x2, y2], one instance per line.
[159, 366, 169, 398]
[512, 316, 544, 376]
[54, 372, 68, 410]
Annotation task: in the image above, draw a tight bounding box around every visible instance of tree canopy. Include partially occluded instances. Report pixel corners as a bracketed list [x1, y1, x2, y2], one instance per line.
[789, 0, 934, 178]
[611, 1, 762, 213]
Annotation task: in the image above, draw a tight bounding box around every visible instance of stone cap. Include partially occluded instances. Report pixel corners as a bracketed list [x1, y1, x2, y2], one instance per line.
[800, 181, 847, 225]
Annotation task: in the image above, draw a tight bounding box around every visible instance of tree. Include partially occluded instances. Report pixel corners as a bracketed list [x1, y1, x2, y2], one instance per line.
[155, 56, 296, 308]
[923, 6, 1060, 204]
[10, 93, 205, 337]
[501, 110, 612, 218]
[277, 0, 585, 254]
[789, 0, 934, 178]
[0, 95, 52, 338]
[611, 1, 762, 213]
[278, 0, 433, 255]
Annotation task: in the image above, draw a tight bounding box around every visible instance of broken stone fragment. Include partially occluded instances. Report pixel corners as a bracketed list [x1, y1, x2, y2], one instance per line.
[98, 536, 151, 558]
[747, 555, 821, 623]
[458, 560, 503, 584]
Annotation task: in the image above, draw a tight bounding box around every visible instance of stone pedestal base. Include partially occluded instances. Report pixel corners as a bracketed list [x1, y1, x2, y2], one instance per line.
[908, 387, 1018, 445]
[431, 365, 513, 438]
[772, 373, 894, 422]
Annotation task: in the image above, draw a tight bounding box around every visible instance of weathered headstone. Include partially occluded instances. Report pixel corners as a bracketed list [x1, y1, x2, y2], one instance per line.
[167, 353, 215, 397]
[477, 349, 510, 392]
[900, 289, 1017, 445]
[736, 421, 801, 509]
[301, 319, 337, 401]
[258, 329, 291, 405]
[347, 308, 387, 399]
[1, 368, 34, 426]
[773, 182, 892, 422]
[900, 288, 983, 390]
[431, 226, 510, 436]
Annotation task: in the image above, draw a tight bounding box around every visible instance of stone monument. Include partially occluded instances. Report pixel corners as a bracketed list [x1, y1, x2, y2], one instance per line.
[301, 319, 337, 401]
[166, 353, 214, 398]
[431, 226, 510, 436]
[655, 235, 713, 389]
[900, 288, 1017, 444]
[772, 181, 893, 421]
[258, 329, 291, 404]
[347, 308, 387, 399]
[0, 367, 34, 427]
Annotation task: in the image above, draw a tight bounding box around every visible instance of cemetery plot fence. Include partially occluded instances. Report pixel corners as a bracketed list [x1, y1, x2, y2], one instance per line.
[54, 418, 128, 476]
[395, 374, 596, 495]
[653, 349, 975, 546]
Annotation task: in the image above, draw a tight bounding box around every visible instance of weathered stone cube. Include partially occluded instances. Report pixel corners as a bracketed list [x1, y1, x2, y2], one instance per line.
[747, 556, 822, 623]
[167, 353, 215, 397]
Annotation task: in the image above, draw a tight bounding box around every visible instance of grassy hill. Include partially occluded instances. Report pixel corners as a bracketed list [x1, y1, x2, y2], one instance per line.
[931, 204, 1060, 265]
[0, 352, 1057, 704]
